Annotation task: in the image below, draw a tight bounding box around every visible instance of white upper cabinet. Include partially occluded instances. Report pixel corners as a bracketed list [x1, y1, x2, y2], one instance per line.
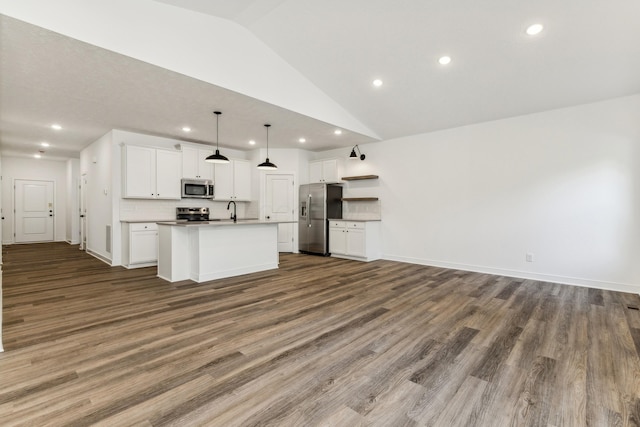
[181, 146, 214, 180]
[214, 159, 252, 201]
[232, 159, 252, 201]
[309, 158, 342, 183]
[122, 145, 182, 199]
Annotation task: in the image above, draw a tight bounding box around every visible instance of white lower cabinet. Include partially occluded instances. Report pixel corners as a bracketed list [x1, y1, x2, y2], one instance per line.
[329, 220, 381, 261]
[122, 222, 158, 268]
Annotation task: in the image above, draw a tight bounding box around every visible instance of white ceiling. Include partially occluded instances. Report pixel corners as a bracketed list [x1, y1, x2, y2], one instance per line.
[2, 0, 640, 160]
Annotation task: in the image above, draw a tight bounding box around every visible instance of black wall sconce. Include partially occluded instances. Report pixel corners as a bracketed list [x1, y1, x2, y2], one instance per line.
[349, 145, 365, 161]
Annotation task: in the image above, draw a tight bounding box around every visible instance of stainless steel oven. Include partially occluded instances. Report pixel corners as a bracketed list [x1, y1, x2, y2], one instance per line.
[181, 178, 214, 199]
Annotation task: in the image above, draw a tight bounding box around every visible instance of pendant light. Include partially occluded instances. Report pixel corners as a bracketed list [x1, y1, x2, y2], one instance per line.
[257, 124, 278, 170]
[205, 111, 230, 163]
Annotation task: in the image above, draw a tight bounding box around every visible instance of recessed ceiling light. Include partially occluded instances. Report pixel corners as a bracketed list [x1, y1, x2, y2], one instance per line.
[299, 138, 306, 143]
[40, 142, 50, 147]
[182, 126, 191, 132]
[372, 79, 383, 87]
[34, 153, 42, 159]
[526, 23, 544, 36]
[438, 56, 452, 65]
[249, 140, 256, 145]
[51, 124, 62, 130]
[334, 129, 342, 135]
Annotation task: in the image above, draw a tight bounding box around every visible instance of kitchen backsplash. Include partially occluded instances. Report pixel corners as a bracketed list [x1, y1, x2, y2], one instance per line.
[120, 199, 257, 221]
[343, 200, 381, 220]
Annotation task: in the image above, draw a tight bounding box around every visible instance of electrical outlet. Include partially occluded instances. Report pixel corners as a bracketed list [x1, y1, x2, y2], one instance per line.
[526, 253, 534, 262]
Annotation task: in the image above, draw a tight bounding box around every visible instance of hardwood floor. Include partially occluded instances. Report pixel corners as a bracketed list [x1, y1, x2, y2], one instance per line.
[1, 242, 639, 426]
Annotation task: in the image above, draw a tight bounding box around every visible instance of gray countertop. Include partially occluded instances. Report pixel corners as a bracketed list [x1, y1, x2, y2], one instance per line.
[157, 220, 297, 227]
[121, 218, 260, 223]
[328, 218, 382, 222]
[120, 219, 176, 223]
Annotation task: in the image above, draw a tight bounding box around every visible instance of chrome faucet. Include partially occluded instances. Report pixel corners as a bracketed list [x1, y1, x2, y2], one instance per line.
[227, 200, 237, 222]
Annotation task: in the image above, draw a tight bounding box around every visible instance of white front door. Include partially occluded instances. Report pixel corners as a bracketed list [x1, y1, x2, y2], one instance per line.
[265, 174, 294, 252]
[15, 179, 55, 243]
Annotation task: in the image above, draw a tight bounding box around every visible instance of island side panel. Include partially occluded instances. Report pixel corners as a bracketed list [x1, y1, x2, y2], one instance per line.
[157, 224, 190, 282]
[192, 223, 279, 282]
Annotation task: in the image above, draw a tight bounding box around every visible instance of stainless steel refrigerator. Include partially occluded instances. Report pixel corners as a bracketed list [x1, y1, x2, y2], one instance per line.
[299, 183, 343, 255]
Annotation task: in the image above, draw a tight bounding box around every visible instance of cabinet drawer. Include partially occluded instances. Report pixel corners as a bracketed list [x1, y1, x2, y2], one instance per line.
[130, 223, 158, 232]
[329, 221, 346, 228]
[346, 222, 365, 229]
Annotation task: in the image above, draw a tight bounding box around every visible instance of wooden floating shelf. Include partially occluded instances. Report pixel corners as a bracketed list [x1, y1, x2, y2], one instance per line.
[341, 175, 379, 181]
[342, 197, 379, 201]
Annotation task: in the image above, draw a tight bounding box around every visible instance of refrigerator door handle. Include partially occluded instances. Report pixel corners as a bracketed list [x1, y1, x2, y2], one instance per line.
[307, 195, 312, 227]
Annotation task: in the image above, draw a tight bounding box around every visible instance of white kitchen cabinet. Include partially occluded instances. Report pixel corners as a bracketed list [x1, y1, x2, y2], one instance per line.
[329, 220, 381, 261]
[122, 222, 158, 268]
[122, 145, 181, 199]
[214, 159, 251, 201]
[309, 159, 342, 183]
[181, 146, 214, 180]
[232, 159, 251, 200]
[329, 223, 347, 255]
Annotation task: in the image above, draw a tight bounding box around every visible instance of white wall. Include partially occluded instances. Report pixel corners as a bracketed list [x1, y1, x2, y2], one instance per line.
[0, 151, 3, 351]
[1, 156, 68, 244]
[318, 94, 640, 293]
[79, 131, 114, 262]
[66, 158, 80, 244]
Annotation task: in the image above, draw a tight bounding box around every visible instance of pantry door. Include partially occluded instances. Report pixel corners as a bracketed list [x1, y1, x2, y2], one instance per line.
[265, 174, 294, 252]
[15, 179, 55, 243]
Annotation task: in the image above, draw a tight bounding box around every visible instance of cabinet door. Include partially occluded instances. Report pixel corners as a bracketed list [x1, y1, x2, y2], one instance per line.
[329, 226, 346, 254]
[233, 159, 251, 200]
[181, 146, 199, 179]
[123, 145, 156, 198]
[197, 149, 214, 180]
[155, 149, 182, 199]
[346, 228, 366, 257]
[214, 161, 234, 200]
[309, 161, 323, 183]
[130, 230, 158, 264]
[322, 159, 339, 183]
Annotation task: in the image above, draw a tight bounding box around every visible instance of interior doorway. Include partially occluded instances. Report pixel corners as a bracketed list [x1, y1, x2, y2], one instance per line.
[14, 179, 55, 243]
[265, 173, 295, 252]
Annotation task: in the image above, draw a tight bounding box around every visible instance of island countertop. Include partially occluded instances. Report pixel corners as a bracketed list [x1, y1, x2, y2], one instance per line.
[157, 220, 297, 227]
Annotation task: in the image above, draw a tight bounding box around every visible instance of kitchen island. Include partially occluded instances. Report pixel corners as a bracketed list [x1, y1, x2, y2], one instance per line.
[156, 220, 294, 283]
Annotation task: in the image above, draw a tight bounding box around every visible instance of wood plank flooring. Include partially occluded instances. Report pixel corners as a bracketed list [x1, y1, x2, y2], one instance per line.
[1, 242, 639, 426]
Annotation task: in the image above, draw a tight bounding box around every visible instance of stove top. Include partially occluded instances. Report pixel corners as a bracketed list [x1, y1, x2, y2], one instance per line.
[176, 207, 210, 222]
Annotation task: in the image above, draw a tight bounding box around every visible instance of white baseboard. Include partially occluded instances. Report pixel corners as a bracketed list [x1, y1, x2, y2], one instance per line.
[384, 254, 640, 295]
[86, 249, 112, 266]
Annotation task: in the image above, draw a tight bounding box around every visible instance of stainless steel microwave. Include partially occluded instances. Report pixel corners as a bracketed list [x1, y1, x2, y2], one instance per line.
[181, 178, 214, 199]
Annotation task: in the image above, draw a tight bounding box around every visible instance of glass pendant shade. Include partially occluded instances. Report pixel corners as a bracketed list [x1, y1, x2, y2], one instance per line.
[205, 111, 229, 164]
[257, 123, 277, 170]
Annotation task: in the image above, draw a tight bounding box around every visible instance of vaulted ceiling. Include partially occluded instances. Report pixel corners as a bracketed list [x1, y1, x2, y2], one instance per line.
[1, 0, 639, 160]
